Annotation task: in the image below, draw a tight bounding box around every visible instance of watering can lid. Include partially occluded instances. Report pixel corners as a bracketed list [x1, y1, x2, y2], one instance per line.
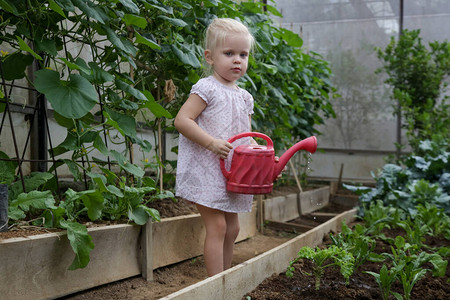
[234, 144, 274, 155]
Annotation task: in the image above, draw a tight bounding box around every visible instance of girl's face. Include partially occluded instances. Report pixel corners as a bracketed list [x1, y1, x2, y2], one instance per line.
[205, 33, 251, 87]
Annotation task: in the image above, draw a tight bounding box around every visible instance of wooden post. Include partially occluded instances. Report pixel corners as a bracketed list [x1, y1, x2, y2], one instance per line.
[158, 119, 163, 191]
[141, 220, 153, 281]
[256, 194, 264, 234]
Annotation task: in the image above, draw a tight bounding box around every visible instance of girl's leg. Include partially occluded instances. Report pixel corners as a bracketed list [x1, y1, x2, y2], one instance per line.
[196, 204, 227, 276]
[223, 212, 240, 270]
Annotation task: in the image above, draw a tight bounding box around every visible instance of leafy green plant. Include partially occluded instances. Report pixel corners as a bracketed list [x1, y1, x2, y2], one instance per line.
[5, 166, 168, 269]
[345, 140, 450, 216]
[286, 245, 355, 290]
[0, 151, 17, 185]
[365, 264, 402, 300]
[384, 236, 448, 300]
[1, 0, 337, 270]
[330, 222, 384, 270]
[415, 203, 450, 239]
[1, 0, 335, 183]
[395, 218, 428, 250]
[377, 29, 450, 152]
[359, 200, 405, 237]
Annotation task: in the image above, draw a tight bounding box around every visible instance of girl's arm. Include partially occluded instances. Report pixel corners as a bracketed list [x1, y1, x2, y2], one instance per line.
[249, 115, 260, 145]
[249, 115, 258, 145]
[174, 94, 233, 158]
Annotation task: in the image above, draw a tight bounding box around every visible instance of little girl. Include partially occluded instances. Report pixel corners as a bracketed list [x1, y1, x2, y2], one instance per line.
[174, 18, 255, 276]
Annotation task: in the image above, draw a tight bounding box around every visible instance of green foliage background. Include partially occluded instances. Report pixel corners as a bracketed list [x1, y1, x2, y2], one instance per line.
[0, 0, 335, 269]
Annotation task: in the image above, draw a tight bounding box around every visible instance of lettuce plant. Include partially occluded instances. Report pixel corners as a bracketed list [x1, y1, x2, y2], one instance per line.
[286, 245, 355, 290]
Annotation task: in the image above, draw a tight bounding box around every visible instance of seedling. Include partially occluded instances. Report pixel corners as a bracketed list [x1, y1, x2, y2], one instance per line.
[286, 245, 355, 290]
[365, 264, 402, 300]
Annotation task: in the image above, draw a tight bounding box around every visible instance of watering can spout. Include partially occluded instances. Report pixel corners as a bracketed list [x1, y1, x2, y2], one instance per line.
[273, 136, 317, 181]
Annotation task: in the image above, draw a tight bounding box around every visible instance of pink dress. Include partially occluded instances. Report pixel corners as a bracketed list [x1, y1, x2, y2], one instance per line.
[175, 76, 254, 213]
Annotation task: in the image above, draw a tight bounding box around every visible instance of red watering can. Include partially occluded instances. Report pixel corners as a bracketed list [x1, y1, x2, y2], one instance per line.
[220, 132, 318, 194]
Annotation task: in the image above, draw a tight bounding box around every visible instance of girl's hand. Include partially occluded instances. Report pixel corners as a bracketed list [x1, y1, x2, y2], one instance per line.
[274, 156, 286, 181]
[206, 139, 233, 159]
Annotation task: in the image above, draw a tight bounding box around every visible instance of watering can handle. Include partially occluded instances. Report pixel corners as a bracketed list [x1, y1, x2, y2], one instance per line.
[220, 132, 273, 179]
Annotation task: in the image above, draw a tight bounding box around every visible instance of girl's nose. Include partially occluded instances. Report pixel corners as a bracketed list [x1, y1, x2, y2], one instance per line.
[233, 56, 241, 63]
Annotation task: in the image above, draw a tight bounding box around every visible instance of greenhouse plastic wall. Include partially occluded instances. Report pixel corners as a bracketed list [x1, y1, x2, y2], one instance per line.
[272, 0, 450, 182]
[1, 1, 448, 184]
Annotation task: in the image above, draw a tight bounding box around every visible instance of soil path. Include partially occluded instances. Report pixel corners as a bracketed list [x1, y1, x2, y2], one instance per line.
[60, 230, 295, 300]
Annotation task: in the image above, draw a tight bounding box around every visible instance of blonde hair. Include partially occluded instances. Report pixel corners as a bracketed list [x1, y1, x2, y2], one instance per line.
[205, 18, 255, 53]
[203, 18, 255, 75]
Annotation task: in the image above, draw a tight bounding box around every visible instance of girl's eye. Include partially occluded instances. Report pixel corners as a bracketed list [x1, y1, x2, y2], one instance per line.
[225, 51, 233, 56]
[240, 53, 248, 58]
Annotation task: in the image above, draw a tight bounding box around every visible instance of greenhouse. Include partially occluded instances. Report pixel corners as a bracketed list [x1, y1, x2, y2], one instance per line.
[0, 0, 449, 299]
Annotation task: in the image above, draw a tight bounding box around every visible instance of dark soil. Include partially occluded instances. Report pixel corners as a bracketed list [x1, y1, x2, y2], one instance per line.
[243, 225, 450, 300]
[0, 197, 199, 241]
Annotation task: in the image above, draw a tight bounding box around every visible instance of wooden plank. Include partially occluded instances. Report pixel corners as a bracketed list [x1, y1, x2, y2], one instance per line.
[309, 212, 338, 222]
[265, 219, 313, 233]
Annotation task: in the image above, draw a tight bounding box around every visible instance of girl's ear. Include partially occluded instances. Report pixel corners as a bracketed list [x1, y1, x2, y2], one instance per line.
[204, 49, 213, 65]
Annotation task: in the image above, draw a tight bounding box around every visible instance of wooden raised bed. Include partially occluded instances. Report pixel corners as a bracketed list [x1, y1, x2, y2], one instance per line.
[0, 204, 256, 300]
[160, 208, 358, 299]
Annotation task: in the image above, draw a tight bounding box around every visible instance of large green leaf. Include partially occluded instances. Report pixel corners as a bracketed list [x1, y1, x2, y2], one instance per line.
[104, 106, 137, 138]
[35, 37, 59, 56]
[58, 57, 90, 75]
[128, 205, 150, 225]
[119, 0, 139, 14]
[63, 159, 82, 181]
[142, 90, 172, 118]
[54, 0, 75, 11]
[10, 190, 56, 211]
[8, 172, 55, 201]
[123, 14, 147, 29]
[71, 0, 108, 24]
[135, 32, 160, 50]
[60, 220, 94, 270]
[93, 135, 110, 156]
[102, 26, 136, 56]
[0, 0, 19, 15]
[79, 190, 104, 221]
[115, 79, 147, 100]
[171, 44, 201, 68]
[34, 69, 97, 119]
[1, 52, 34, 80]
[158, 15, 187, 27]
[110, 150, 145, 178]
[48, 0, 66, 17]
[16, 36, 42, 60]
[87, 62, 114, 84]
[279, 28, 303, 48]
[8, 206, 25, 220]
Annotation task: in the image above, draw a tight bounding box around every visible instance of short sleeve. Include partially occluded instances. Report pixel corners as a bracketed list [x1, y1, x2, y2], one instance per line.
[190, 78, 213, 104]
